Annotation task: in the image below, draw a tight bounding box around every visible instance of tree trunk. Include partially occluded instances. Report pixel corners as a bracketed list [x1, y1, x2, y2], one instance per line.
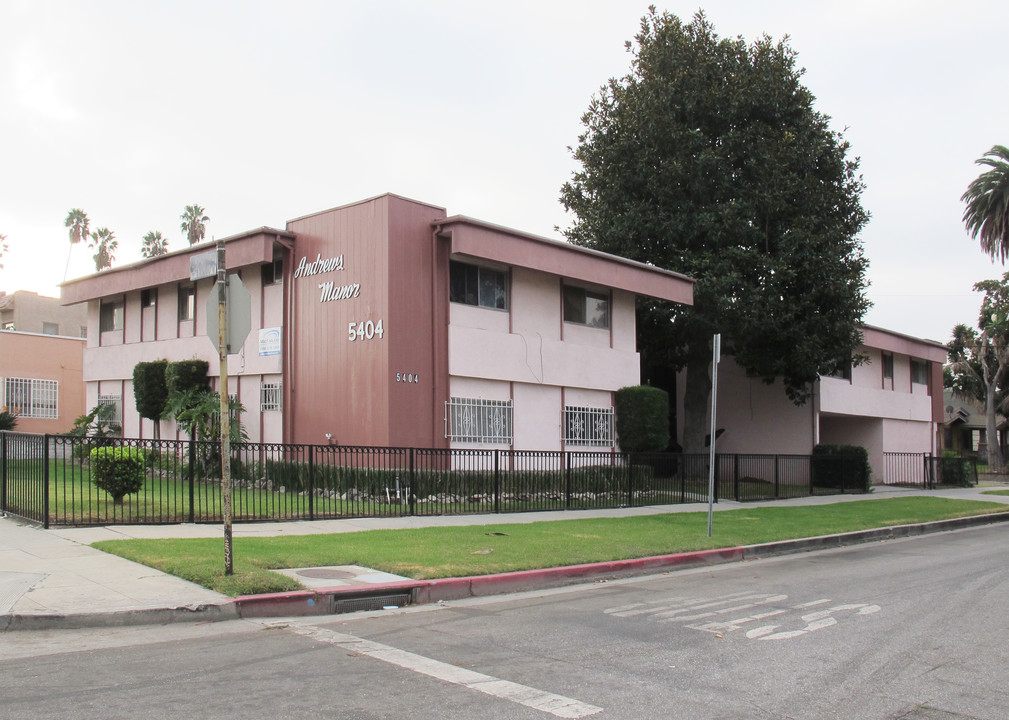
[985, 382, 1004, 470]
[682, 349, 712, 454]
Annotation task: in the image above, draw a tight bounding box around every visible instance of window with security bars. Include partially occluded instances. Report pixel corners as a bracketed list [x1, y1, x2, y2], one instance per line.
[445, 397, 512, 444]
[563, 406, 614, 447]
[260, 382, 282, 411]
[97, 394, 123, 427]
[4, 378, 59, 419]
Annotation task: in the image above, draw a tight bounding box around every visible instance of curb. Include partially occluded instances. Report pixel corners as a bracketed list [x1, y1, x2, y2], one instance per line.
[6, 511, 1009, 631]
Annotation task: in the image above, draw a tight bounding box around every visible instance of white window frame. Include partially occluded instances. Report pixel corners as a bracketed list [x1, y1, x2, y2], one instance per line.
[445, 397, 512, 444]
[563, 406, 614, 447]
[260, 382, 282, 412]
[97, 394, 123, 428]
[4, 377, 59, 419]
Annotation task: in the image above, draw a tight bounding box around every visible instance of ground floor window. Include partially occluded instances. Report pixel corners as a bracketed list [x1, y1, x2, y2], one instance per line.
[445, 397, 512, 444]
[4, 378, 59, 419]
[97, 394, 123, 429]
[563, 406, 614, 447]
[260, 382, 282, 411]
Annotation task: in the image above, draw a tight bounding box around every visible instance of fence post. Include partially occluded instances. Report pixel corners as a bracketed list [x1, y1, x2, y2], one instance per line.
[493, 450, 500, 514]
[308, 445, 315, 522]
[733, 454, 739, 501]
[188, 439, 196, 523]
[626, 453, 634, 506]
[408, 448, 416, 516]
[924, 453, 931, 490]
[43, 434, 50, 529]
[564, 450, 572, 509]
[774, 455, 781, 499]
[1, 432, 6, 516]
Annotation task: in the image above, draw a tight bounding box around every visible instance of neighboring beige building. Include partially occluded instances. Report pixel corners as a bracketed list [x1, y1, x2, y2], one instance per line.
[0, 290, 87, 337]
[1, 330, 86, 434]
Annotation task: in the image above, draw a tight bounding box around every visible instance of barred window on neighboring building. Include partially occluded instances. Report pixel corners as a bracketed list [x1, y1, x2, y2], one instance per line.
[563, 406, 614, 447]
[260, 382, 282, 411]
[445, 397, 512, 444]
[4, 378, 59, 419]
[97, 394, 123, 428]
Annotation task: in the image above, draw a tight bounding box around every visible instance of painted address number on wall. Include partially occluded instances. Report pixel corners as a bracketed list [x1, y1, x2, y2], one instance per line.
[348, 320, 385, 341]
[396, 373, 420, 383]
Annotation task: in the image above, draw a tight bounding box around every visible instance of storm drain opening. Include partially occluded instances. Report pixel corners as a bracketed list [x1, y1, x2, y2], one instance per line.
[333, 593, 412, 614]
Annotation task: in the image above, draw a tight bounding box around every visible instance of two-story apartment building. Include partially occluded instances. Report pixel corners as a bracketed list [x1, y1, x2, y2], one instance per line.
[688, 325, 947, 480]
[59, 194, 695, 450]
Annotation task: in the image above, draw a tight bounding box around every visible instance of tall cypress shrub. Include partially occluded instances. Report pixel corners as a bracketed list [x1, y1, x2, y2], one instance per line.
[133, 360, 169, 439]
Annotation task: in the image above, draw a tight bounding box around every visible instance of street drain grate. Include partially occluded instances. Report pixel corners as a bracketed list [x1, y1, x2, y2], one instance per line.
[333, 593, 411, 614]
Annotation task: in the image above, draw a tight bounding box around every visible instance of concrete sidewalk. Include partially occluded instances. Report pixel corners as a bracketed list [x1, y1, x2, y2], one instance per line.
[3, 484, 1009, 631]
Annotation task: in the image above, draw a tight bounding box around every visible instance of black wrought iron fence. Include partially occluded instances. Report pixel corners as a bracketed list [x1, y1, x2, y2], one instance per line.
[1, 432, 876, 528]
[884, 452, 978, 489]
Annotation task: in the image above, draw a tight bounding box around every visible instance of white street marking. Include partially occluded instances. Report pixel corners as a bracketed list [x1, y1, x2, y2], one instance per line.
[275, 622, 603, 719]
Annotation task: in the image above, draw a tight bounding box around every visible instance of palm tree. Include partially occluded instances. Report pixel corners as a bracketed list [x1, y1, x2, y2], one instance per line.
[63, 208, 90, 280]
[90, 227, 118, 271]
[180, 204, 209, 246]
[141, 231, 169, 258]
[0, 233, 7, 269]
[963, 145, 1009, 262]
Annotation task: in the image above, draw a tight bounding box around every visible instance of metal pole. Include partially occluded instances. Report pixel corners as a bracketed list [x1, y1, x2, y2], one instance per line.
[707, 333, 721, 537]
[217, 239, 234, 576]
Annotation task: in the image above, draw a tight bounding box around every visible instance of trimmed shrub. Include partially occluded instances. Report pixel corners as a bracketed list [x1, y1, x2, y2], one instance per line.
[615, 386, 670, 453]
[811, 444, 871, 492]
[165, 359, 210, 395]
[90, 446, 147, 504]
[133, 360, 169, 436]
[940, 450, 974, 487]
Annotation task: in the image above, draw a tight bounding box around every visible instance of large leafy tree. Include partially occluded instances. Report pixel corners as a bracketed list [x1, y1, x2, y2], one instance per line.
[90, 227, 118, 271]
[560, 9, 870, 452]
[180, 204, 209, 246]
[962, 145, 1009, 262]
[141, 230, 169, 258]
[947, 274, 1009, 470]
[63, 208, 90, 280]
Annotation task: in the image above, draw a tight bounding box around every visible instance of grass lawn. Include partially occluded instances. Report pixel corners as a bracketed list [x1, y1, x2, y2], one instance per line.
[92, 496, 1007, 597]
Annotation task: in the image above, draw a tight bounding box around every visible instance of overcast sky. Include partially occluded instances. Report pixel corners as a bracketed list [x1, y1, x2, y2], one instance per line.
[2, 0, 1006, 344]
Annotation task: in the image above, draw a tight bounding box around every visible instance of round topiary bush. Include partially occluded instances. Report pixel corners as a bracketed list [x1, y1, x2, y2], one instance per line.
[89, 447, 147, 504]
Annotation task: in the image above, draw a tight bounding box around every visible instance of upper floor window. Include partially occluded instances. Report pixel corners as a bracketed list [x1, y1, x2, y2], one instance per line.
[563, 285, 609, 329]
[882, 352, 894, 381]
[141, 288, 157, 308]
[262, 252, 283, 286]
[99, 298, 124, 332]
[42, 322, 59, 335]
[911, 359, 928, 385]
[826, 360, 852, 381]
[178, 285, 195, 322]
[450, 261, 508, 310]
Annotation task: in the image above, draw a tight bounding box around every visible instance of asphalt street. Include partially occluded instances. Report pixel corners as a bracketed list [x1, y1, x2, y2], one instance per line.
[3, 522, 1007, 719]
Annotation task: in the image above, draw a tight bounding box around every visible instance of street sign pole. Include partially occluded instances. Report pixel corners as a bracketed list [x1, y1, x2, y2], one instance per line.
[217, 239, 233, 576]
[707, 333, 721, 538]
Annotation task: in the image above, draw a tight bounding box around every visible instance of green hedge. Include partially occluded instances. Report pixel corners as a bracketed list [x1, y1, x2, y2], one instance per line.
[811, 444, 871, 492]
[940, 451, 974, 487]
[615, 386, 670, 452]
[90, 446, 147, 504]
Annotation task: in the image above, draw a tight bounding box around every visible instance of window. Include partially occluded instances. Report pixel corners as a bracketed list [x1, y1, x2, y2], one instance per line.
[563, 406, 614, 447]
[4, 378, 58, 419]
[97, 394, 123, 429]
[141, 288, 157, 308]
[563, 285, 610, 329]
[882, 352, 894, 381]
[445, 397, 512, 444]
[260, 382, 282, 411]
[42, 322, 59, 335]
[80, 326, 88, 339]
[262, 252, 283, 286]
[99, 298, 124, 332]
[449, 261, 508, 310]
[178, 285, 195, 321]
[911, 359, 928, 385]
